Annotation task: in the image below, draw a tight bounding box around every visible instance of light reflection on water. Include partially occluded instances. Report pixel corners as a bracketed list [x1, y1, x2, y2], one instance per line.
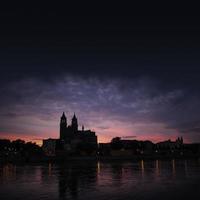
[0, 159, 200, 200]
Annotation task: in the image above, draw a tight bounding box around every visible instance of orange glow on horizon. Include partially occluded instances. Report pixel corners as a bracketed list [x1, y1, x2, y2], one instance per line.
[0, 130, 191, 146]
[0, 133, 43, 146]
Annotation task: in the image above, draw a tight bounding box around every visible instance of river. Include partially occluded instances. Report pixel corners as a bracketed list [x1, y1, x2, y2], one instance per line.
[0, 159, 200, 199]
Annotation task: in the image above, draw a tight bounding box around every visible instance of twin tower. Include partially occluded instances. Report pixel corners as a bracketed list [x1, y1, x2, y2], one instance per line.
[59, 112, 97, 147]
[60, 112, 79, 141]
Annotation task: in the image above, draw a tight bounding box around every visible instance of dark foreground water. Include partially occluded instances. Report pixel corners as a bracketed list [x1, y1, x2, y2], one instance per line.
[0, 159, 200, 200]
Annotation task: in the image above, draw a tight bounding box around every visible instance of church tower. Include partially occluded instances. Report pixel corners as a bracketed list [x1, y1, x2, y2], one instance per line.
[71, 113, 78, 132]
[60, 112, 67, 140]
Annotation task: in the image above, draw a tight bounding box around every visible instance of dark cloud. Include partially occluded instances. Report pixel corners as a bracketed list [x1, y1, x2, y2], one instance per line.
[0, 14, 200, 142]
[0, 73, 199, 142]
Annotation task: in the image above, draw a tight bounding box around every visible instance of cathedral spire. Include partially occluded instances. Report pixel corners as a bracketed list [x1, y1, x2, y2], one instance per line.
[72, 112, 78, 132]
[60, 112, 67, 140]
[62, 112, 66, 118]
[72, 112, 77, 120]
[61, 112, 66, 121]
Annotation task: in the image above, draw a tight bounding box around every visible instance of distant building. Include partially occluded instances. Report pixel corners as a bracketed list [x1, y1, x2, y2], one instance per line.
[108, 137, 154, 156]
[43, 112, 98, 156]
[42, 138, 59, 156]
[60, 112, 97, 152]
[98, 143, 111, 155]
[156, 137, 183, 150]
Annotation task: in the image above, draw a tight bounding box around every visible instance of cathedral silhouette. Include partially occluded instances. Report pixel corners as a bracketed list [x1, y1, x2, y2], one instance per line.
[59, 112, 97, 151]
[43, 112, 98, 155]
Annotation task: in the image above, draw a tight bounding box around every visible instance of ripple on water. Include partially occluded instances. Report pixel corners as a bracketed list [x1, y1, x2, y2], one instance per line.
[0, 159, 200, 200]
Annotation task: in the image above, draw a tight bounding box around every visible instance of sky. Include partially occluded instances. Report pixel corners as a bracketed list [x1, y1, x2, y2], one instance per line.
[0, 12, 200, 145]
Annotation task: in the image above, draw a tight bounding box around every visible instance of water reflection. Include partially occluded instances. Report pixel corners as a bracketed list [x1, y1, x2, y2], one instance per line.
[184, 160, 188, 177]
[0, 164, 16, 181]
[141, 159, 144, 177]
[48, 163, 52, 176]
[58, 162, 97, 199]
[172, 159, 176, 177]
[155, 160, 160, 180]
[0, 159, 200, 200]
[97, 161, 101, 174]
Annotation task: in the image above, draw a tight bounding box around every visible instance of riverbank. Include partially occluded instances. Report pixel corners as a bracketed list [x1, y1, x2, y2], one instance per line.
[1, 154, 200, 164]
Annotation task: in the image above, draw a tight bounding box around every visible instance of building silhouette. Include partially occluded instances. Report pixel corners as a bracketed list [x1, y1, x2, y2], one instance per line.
[43, 112, 97, 156]
[60, 112, 97, 152]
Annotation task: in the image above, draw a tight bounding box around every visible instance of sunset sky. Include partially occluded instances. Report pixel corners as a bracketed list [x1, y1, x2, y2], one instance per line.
[0, 13, 200, 145]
